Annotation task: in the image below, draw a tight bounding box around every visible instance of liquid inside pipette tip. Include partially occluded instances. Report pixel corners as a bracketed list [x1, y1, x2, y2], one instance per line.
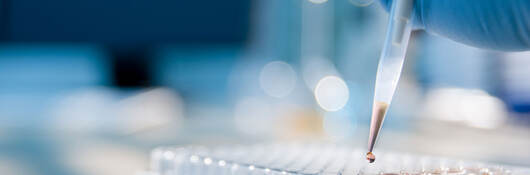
[366, 152, 376, 163]
[366, 101, 388, 164]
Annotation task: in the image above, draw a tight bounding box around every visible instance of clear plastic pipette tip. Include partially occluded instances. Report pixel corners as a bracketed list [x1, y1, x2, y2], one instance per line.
[367, 0, 415, 163]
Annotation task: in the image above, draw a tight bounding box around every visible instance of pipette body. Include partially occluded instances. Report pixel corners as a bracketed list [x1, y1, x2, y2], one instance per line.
[367, 0, 415, 162]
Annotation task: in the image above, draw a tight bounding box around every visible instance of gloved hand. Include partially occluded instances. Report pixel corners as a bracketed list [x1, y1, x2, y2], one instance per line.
[380, 0, 530, 51]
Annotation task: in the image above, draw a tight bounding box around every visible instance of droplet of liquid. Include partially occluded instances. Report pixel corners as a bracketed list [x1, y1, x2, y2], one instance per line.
[366, 152, 376, 163]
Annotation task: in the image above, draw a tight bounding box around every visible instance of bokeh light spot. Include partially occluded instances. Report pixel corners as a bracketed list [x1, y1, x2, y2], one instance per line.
[314, 76, 349, 111]
[259, 61, 297, 98]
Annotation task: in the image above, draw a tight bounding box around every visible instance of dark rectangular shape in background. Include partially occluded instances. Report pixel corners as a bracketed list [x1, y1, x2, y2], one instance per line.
[1, 0, 250, 45]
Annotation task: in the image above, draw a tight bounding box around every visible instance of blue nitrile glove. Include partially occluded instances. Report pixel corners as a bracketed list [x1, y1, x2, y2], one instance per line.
[380, 0, 530, 51]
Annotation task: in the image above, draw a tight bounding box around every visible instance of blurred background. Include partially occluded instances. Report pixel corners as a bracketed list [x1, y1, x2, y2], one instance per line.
[0, 0, 529, 174]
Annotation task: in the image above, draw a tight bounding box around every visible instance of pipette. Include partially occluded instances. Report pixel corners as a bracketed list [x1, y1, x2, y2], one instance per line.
[366, 0, 415, 163]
